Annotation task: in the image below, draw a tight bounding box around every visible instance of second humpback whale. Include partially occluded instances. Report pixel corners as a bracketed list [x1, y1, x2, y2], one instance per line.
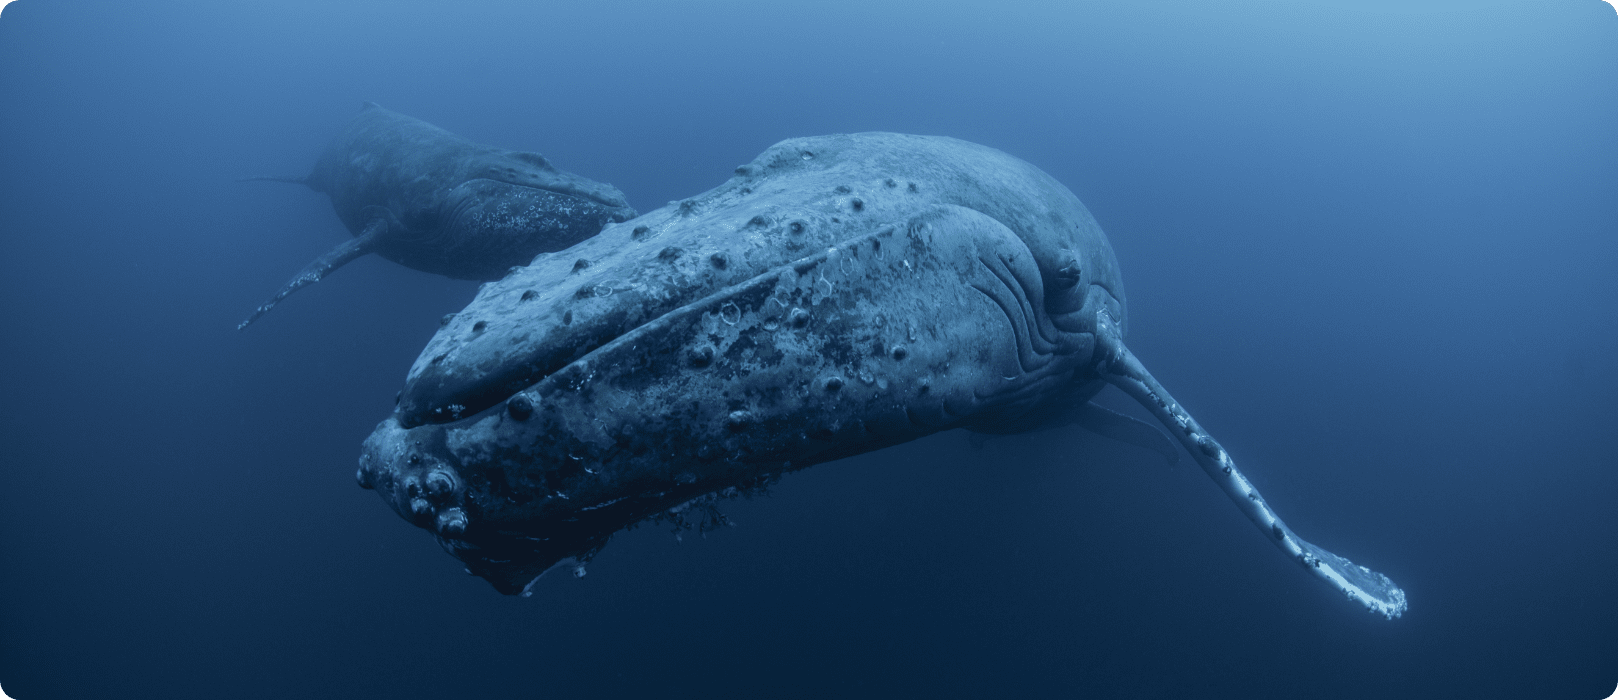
[238, 103, 636, 329]
[354, 132, 1408, 618]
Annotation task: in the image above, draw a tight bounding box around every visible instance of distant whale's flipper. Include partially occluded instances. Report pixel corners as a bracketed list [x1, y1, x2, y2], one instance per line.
[1091, 309, 1408, 619]
[236, 218, 384, 330]
[1072, 403, 1180, 465]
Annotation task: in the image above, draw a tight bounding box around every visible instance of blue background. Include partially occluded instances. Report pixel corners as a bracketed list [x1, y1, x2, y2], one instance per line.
[1, 1, 1615, 697]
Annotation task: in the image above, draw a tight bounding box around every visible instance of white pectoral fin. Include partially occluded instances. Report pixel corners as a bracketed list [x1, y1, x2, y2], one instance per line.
[1092, 309, 1407, 619]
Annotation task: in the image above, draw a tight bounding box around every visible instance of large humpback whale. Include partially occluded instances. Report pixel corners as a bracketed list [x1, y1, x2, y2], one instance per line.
[355, 133, 1408, 618]
[238, 103, 636, 329]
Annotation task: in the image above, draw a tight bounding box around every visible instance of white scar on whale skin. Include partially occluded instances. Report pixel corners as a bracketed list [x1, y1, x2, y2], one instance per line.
[1091, 309, 1407, 619]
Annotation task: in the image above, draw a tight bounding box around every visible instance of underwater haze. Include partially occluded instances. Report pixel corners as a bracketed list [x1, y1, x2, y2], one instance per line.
[1, 0, 1616, 697]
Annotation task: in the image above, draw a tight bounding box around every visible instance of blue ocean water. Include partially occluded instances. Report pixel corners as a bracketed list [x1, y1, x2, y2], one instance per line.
[1, 0, 1614, 697]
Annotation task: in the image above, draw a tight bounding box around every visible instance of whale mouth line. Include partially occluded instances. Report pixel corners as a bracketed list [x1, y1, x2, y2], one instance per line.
[403, 281, 703, 428]
[484, 177, 628, 211]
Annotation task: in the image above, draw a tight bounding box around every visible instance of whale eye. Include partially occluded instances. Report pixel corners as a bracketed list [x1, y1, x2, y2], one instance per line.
[472, 321, 487, 333]
[1053, 251, 1083, 288]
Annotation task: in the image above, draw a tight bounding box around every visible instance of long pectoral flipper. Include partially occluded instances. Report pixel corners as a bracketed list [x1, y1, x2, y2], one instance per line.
[1091, 309, 1407, 619]
[236, 221, 383, 330]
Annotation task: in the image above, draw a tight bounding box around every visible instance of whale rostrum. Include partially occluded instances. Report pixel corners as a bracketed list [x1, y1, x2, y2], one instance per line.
[238, 103, 636, 329]
[355, 132, 1407, 618]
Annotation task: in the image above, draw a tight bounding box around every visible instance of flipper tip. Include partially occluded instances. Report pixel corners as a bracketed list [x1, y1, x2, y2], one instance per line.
[1297, 539, 1407, 619]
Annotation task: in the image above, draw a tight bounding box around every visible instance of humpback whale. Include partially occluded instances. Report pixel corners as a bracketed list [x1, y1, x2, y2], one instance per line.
[355, 133, 1407, 618]
[238, 103, 637, 329]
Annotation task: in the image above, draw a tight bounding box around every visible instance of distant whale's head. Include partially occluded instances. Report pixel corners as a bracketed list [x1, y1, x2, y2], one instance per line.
[357, 133, 1125, 594]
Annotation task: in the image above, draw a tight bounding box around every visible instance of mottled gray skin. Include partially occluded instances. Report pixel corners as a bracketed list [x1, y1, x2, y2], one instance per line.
[357, 133, 1407, 618]
[238, 103, 636, 329]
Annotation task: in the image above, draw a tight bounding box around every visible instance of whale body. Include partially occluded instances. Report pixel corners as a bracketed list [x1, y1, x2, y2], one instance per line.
[238, 103, 636, 329]
[355, 133, 1407, 618]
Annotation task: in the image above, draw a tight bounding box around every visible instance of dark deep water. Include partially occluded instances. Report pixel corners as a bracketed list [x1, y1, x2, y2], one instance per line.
[2, 0, 1616, 697]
